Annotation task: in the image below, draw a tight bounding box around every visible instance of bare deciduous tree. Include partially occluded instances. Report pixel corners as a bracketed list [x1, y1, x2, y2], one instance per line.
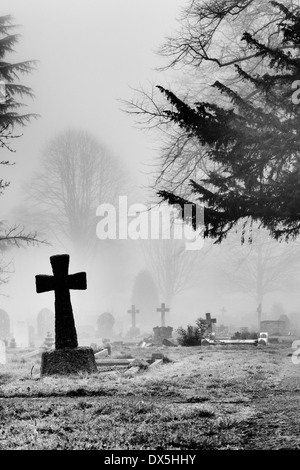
[25, 128, 128, 261]
[141, 234, 205, 308]
[213, 225, 300, 327]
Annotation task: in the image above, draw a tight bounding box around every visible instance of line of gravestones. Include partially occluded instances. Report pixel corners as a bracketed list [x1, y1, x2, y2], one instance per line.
[0, 298, 176, 349]
[34, 254, 184, 375]
[0, 300, 175, 349]
[0, 253, 220, 376]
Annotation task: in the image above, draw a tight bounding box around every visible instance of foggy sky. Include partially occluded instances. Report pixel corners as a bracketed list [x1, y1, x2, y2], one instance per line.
[1, 0, 183, 210]
[1, 0, 299, 338]
[0, 0, 184, 329]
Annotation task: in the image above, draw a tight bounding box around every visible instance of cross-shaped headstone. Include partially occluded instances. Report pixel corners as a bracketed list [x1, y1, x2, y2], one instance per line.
[205, 312, 216, 333]
[128, 305, 139, 328]
[157, 302, 170, 327]
[35, 254, 87, 350]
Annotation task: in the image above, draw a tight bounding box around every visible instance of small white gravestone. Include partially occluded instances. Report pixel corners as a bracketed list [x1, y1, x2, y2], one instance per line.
[13, 321, 30, 348]
[258, 332, 268, 345]
[0, 339, 6, 364]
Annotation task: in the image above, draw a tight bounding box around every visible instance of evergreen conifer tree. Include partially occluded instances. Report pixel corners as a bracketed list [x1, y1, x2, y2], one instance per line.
[0, 15, 37, 156]
[157, 2, 300, 243]
[0, 15, 39, 254]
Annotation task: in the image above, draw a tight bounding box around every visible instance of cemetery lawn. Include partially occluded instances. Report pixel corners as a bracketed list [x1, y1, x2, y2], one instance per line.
[0, 343, 300, 450]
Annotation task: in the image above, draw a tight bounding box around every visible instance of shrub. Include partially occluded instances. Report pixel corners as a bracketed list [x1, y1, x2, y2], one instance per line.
[176, 325, 200, 346]
[176, 316, 211, 346]
[231, 331, 258, 340]
[176, 325, 201, 346]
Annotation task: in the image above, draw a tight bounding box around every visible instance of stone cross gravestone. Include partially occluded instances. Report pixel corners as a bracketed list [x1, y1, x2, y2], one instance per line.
[35, 254, 97, 375]
[36, 254, 86, 349]
[157, 303, 170, 328]
[128, 305, 139, 329]
[205, 312, 216, 334]
[220, 306, 226, 323]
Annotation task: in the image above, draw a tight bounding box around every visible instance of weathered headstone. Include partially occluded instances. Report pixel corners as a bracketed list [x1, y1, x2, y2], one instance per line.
[153, 326, 173, 345]
[43, 331, 55, 349]
[97, 312, 115, 339]
[95, 348, 108, 358]
[149, 359, 163, 368]
[103, 338, 112, 356]
[0, 339, 6, 364]
[157, 303, 169, 328]
[258, 332, 268, 346]
[0, 309, 10, 341]
[260, 319, 288, 336]
[35, 254, 97, 375]
[151, 353, 164, 361]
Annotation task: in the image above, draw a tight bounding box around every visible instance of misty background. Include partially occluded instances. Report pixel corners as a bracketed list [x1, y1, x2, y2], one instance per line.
[1, 0, 300, 342]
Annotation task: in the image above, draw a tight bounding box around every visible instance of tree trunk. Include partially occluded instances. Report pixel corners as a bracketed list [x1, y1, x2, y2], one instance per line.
[257, 303, 262, 332]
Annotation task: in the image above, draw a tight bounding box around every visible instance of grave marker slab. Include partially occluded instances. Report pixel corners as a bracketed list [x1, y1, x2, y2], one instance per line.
[151, 353, 164, 361]
[149, 359, 163, 368]
[153, 326, 173, 345]
[96, 358, 134, 366]
[95, 349, 108, 358]
[21, 349, 43, 359]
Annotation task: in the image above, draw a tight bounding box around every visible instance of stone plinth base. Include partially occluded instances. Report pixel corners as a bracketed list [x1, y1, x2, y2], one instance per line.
[153, 326, 173, 345]
[41, 347, 97, 376]
[126, 326, 141, 338]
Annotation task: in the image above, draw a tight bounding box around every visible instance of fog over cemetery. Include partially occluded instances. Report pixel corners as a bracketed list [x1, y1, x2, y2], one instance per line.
[2, 0, 300, 452]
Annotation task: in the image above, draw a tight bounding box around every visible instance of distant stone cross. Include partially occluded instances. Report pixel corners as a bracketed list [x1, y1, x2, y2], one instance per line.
[220, 306, 226, 322]
[157, 302, 170, 327]
[205, 312, 216, 333]
[35, 254, 87, 350]
[128, 305, 139, 328]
